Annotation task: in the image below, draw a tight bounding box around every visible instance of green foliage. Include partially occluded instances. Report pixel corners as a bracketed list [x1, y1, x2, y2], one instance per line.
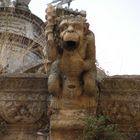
[0, 120, 7, 134]
[78, 115, 122, 140]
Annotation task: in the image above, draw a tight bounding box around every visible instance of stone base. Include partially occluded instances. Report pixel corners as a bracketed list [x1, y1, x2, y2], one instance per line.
[51, 129, 83, 140]
[50, 95, 97, 140]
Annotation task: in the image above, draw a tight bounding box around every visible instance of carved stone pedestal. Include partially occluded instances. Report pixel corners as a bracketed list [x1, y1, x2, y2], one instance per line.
[50, 95, 97, 140]
[0, 74, 49, 140]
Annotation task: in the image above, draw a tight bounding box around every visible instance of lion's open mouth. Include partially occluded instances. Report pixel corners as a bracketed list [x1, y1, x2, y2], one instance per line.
[63, 41, 78, 51]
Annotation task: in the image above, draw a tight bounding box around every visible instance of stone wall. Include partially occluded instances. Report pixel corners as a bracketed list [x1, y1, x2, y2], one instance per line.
[98, 75, 140, 139]
[0, 74, 49, 140]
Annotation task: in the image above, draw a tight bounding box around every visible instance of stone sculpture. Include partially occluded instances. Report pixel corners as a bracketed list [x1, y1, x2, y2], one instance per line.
[45, 5, 97, 98]
[0, 0, 31, 9]
[16, 0, 31, 6]
[0, 0, 11, 7]
[15, 0, 31, 10]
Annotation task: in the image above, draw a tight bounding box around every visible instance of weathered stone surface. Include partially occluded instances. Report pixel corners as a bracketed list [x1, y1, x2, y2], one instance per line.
[99, 76, 140, 132]
[0, 8, 45, 45]
[0, 0, 11, 7]
[0, 35, 41, 73]
[0, 74, 49, 140]
[0, 3, 48, 140]
[44, 5, 98, 140]
[0, 7, 46, 73]
[45, 5, 97, 98]
[16, 0, 31, 5]
[51, 95, 97, 140]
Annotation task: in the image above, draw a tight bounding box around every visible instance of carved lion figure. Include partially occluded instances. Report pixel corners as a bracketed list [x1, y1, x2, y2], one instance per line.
[46, 6, 97, 98]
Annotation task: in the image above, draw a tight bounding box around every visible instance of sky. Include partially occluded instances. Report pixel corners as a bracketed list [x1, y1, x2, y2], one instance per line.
[29, 0, 140, 75]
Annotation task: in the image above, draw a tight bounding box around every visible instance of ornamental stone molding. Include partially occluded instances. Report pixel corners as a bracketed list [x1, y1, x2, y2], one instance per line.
[0, 7, 45, 45]
[99, 76, 140, 132]
[45, 5, 97, 98]
[0, 7, 46, 73]
[0, 74, 49, 140]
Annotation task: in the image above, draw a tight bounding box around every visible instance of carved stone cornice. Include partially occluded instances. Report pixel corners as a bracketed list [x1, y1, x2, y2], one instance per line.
[99, 76, 140, 92]
[0, 7, 46, 47]
[0, 7, 44, 28]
